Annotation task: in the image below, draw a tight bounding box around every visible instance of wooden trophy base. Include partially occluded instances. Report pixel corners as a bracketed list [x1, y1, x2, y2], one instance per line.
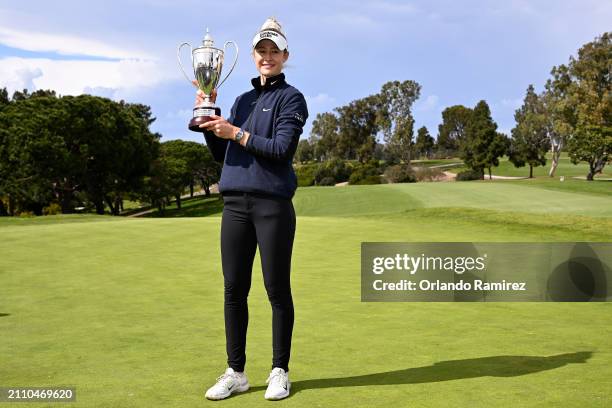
[189, 106, 222, 132]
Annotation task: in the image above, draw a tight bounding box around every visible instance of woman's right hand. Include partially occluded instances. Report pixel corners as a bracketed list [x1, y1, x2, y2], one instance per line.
[193, 80, 217, 106]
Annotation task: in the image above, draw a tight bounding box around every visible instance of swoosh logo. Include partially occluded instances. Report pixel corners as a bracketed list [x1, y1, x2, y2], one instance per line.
[262, 108, 272, 112]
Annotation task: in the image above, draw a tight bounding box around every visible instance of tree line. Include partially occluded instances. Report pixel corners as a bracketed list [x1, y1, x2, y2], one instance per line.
[1, 32, 608, 216]
[296, 32, 611, 180]
[0, 90, 220, 216]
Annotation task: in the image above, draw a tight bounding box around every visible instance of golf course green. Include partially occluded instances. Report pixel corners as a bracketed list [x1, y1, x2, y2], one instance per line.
[1, 180, 611, 407]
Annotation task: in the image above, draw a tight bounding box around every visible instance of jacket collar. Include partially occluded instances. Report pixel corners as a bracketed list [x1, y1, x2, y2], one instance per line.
[251, 73, 286, 92]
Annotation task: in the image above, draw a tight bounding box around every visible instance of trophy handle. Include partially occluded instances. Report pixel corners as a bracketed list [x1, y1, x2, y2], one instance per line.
[217, 41, 239, 89]
[177, 42, 197, 87]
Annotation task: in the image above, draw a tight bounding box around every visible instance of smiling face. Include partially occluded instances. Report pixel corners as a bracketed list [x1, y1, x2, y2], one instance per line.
[252, 39, 289, 78]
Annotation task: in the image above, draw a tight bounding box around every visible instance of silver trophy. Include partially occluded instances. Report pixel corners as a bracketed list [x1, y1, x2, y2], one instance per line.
[178, 29, 238, 132]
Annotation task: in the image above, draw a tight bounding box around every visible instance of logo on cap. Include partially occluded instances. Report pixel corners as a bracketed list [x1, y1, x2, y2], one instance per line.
[260, 31, 278, 39]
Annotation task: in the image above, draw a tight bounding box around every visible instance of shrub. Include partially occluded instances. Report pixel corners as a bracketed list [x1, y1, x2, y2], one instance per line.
[349, 163, 382, 185]
[314, 158, 351, 185]
[384, 164, 417, 183]
[318, 176, 336, 186]
[456, 169, 483, 181]
[414, 166, 445, 182]
[353, 175, 382, 185]
[43, 202, 62, 215]
[295, 163, 317, 187]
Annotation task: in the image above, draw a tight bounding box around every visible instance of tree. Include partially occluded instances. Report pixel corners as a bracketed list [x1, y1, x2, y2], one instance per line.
[0, 87, 9, 108]
[508, 85, 550, 178]
[309, 112, 339, 161]
[379, 80, 421, 164]
[159, 140, 220, 206]
[547, 32, 612, 180]
[541, 79, 572, 177]
[0, 94, 67, 215]
[414, 126, 435, 159]
[461, 101, 504, 179]
[335, 95, 381, 162]
[294, 139, 313, 164]
[62, 95, 158, 215]
[0, 91, 158, 215]
[437, 105, 473, 155]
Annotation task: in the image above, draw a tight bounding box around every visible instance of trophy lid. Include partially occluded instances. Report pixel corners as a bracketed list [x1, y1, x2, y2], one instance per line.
[202, 28, 214, 47]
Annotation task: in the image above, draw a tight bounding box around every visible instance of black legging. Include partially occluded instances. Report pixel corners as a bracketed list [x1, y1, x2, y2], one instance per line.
[220, 191, 296, 373]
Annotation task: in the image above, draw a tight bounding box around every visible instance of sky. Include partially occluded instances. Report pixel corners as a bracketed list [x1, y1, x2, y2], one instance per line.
[0, 0, 610, 144]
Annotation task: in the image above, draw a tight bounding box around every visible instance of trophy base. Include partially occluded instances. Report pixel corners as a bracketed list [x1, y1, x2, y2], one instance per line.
[189, 106, 222, 132]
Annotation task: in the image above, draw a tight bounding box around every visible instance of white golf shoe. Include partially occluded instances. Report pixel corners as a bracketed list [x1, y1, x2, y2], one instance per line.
[205, 367, 249, 400]
[264, 367, 291, 400]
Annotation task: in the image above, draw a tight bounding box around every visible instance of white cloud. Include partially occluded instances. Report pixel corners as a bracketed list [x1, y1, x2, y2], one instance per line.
[414, 95, 440, 112]
[498, 127, 512, 136]
[322, 13, 378, 29]
[415, 94, 439, 112]
[366, 1, 418, 14]
[0, 57, 175, 97]
[500, 98, 523, 109]
[165, 108, 193, 120]
[2, 66, 43, 92]
[0, 26, 153, 60]
[306, 93, 335, 105]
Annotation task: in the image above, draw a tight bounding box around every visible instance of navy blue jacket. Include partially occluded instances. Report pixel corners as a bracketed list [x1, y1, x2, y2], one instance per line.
[203, 73, 308, 199]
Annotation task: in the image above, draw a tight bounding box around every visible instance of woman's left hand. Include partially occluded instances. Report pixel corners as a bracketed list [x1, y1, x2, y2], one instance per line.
[199, 115, 238, 140]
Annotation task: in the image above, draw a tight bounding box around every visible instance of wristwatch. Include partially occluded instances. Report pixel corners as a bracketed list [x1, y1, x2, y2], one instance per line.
[234, 128, 245, 142]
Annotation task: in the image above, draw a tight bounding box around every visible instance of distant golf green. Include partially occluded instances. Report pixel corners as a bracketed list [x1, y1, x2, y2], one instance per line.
[1, 181, 611, 407]
[448, 152, 612, 179]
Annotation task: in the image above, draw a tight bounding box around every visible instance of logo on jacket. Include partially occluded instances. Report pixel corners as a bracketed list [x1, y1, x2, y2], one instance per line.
[294, 112, 304, 123]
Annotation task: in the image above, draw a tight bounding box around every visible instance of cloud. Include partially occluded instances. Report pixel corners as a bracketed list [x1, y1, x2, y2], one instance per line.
[306, 92, 335, 105]
[500, 98, 523, 110]
[1, 66, 43, 92]
[165, 108, 193, 120]
[0, 26, 152, 60]
[321, 13, 378, 29]
[0, 57, 175, 97]
[415, 94, 439, 112]
[498, 127, 512, 136]
[365, 1, 418, 14]
[305, 93, 336, 111]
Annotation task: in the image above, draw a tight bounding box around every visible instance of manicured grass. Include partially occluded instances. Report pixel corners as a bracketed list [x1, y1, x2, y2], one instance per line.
[411, 158, 464, 167]
[1, 182, 611, 407]
[500, 177, 612, 197]
[141, 180, 612, 219]
[141, 194, 223, 218]
[448, 153, 612, 179]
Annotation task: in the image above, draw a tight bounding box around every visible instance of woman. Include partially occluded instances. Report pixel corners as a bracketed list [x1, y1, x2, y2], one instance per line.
[199, 17, 308, 401]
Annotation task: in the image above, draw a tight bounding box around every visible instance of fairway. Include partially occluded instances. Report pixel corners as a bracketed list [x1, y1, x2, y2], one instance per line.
[1, 181, 611, 407]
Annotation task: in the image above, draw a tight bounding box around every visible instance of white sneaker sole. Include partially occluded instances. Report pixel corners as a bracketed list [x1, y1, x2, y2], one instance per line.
[265, 383, 291, 400]
[205, 383, 250, 400]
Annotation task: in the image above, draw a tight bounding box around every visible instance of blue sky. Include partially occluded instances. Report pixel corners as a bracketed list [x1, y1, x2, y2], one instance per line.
[0, 0, 610, 143]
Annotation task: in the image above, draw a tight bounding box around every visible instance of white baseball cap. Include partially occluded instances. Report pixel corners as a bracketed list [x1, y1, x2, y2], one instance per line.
[252, 18, 288, 51]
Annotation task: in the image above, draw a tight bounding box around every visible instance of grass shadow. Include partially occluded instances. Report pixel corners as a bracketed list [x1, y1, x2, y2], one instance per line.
[244, 352, 592, 398]
[142, 194, 224, 218]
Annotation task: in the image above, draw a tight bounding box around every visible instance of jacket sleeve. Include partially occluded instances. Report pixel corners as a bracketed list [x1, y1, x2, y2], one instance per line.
[202, 97, 239, 163]
[243, 92, 308, 162]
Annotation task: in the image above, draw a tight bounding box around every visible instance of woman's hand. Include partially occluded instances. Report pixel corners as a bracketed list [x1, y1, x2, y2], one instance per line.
[200, 115, 239, 140]
[193, 80, 217, 105]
